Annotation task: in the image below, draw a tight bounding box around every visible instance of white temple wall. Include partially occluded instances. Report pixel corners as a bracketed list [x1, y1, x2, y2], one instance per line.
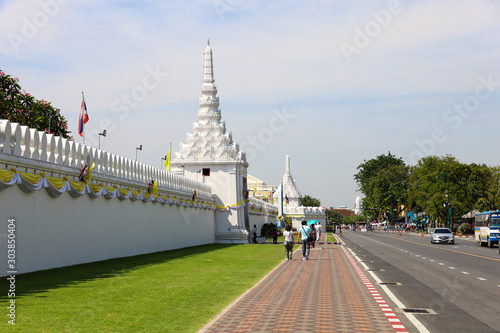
[285, 206, 327, 231]
[0, 120, 216, 275]
[248, 196, 279, 236]
[1, 185, 215, 275]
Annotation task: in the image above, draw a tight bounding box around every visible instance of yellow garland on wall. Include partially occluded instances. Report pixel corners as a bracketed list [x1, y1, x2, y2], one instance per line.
[0, 167, 217, 209]
[0, 167, 275, 212]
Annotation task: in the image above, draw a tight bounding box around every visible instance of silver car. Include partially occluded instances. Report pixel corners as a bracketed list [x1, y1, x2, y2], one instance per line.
[431, 228, 455, 244]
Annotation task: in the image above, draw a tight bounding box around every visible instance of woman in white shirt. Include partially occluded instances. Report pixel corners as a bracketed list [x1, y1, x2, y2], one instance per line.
[283, 224, 295, 260]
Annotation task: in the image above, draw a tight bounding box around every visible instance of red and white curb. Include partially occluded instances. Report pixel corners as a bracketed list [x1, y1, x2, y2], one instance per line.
[340, 245, 409, 333]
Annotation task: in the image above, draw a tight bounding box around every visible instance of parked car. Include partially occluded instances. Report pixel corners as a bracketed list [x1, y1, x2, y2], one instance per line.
[431, 228, 455, 244]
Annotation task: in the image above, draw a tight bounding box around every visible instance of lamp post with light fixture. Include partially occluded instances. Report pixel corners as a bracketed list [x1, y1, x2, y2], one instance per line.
[136, 145, 142, 160]
[436, 167, 450, 229]
[98, 129, 107, 150]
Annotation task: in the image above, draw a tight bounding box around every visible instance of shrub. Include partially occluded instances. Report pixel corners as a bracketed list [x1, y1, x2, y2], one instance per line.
[260, 223, 277, 237]
[457, 224, 472, 234]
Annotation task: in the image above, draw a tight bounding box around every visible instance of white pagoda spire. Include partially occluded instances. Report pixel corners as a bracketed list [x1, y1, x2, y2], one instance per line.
[354, 194, 362, 215]
[285, 153, 291, 174]
[203, 39, 214, 84]
[172, 41, 246, 163]
[281, 154, 301, 207]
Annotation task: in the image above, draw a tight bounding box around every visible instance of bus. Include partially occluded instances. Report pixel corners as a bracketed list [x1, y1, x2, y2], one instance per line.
[474, 211, 500, 248]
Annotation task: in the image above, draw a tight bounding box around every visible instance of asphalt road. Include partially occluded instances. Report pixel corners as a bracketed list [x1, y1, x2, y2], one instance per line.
[340, 231, 500, 333]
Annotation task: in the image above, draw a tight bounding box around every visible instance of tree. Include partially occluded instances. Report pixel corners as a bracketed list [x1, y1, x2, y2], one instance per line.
[470, 165, 500, 212]
[326, 210, 342, 224]
[354, 152, 408, 223]
[343, 215, 366, 225]
[301, 195, 321, 207]
[407, 155, 495, 227]
[0, 69, 71, 138]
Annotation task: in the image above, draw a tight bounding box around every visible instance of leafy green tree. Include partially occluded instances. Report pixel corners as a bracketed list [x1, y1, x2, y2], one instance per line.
[471, 165, 500, 212]
[407, 155, 495, 227]
[301, 194, 321, 207]
[0, 69, 71, 138]
[326, 210, 342, 224]
[354, 152, 408, 223]
[343, 215, 366, 225]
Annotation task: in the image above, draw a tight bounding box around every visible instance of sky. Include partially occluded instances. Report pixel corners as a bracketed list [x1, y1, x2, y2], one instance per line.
[1, 0, 499, 209]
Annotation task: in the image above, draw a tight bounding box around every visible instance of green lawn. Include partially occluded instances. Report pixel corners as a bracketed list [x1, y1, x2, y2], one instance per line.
[0, 244, 290, 332]
[327, 233, 340, 243]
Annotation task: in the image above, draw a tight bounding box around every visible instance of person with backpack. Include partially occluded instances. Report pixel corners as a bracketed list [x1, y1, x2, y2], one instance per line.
[298, 220, 312, 260]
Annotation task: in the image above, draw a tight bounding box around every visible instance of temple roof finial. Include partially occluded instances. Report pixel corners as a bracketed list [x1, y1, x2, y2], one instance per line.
[207, 39, 210, 46]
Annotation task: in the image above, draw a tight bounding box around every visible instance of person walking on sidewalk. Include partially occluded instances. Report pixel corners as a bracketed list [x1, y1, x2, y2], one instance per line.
[283, 224, 295, 260]
[310, 223, 316, 248]
[298, 220, 312, 260]
[316, 222, 323, 242]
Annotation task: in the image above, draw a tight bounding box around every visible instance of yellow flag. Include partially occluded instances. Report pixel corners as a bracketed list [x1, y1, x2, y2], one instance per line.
[87, 162, 95, 182]
[164, 144, 171, 171]
[152, 180, 159, 194]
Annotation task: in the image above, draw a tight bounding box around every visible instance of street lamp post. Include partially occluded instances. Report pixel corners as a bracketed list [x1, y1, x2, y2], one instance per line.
[136, 145, 142, 160]
[98, 129, 107, 150]
[436, 168, 450, 229]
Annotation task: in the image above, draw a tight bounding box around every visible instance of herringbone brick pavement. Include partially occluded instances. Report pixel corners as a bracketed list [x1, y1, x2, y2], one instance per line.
[200, 240, 406, 332]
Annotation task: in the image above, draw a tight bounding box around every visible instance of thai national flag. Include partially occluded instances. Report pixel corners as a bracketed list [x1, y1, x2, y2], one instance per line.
[79, 163, 88, 181]
[78, 94, 89, 137]
[285, 195, 289, 204]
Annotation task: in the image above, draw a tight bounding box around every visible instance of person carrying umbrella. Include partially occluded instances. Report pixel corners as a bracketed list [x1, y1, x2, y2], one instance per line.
[307, 219, 318, 248]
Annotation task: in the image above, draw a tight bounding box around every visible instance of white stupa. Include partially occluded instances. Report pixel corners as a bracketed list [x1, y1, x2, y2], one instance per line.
[174, 40, 246, 162]
[171, 40, 250, 243]
[274, 154, 325, 229]
[273, 154, 301, 216]
[354, 194, 362, 215]
[282, 154, 301, 207]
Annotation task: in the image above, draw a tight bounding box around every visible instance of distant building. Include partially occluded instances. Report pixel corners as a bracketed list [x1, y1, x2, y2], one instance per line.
[332, 208, 356, 218]
[247, 174, 276, 203]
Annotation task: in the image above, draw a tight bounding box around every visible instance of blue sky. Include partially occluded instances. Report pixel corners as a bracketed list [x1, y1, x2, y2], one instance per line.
[1, 0, 499, 208]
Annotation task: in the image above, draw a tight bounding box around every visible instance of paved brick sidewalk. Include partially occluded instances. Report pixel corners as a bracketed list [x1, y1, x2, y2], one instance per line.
[199, 242, 407, 332]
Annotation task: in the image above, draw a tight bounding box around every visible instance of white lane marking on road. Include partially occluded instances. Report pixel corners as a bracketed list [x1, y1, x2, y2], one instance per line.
[478, 277, 486, 281]
[461, 272, 469, 274]
[439, 263, 444, 265]
[345, 247, 430, 333]
[449, 267, 456, 270]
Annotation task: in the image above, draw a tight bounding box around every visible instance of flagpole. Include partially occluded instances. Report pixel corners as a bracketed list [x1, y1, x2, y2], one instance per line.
[164, 142, 172, 172]
[82, 91, 85, 145]
[280, 181, 283, 228]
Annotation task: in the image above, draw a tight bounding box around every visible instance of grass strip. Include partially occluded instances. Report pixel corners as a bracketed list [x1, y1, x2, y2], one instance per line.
[0, 243, 287, 332]
[327, 233, 340, 243]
